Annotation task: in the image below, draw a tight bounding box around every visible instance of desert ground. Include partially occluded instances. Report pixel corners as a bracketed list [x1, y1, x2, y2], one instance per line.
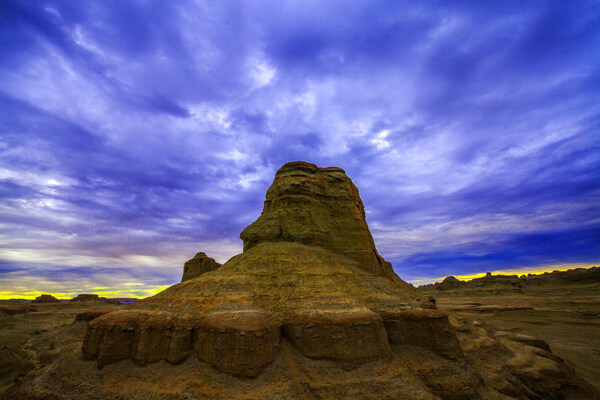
[0, 282, 598, 399]
[0, 300, 122, 395]
[419, 283, 600, 389]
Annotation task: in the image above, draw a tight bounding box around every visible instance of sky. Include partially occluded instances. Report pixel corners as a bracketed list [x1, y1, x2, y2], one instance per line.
[1, 0, 599, 298]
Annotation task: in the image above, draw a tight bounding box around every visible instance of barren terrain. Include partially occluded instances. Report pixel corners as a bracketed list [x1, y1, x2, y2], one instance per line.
[0, 300, 122, 395]
[420, 284, 600, 389]
[2, 286, 599, 399]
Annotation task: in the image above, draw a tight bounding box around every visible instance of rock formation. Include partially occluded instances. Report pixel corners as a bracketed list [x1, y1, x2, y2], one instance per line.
[70, 294, 101, 302]
[435, 276, 465, 290]
[78, 161, 599, 399]
[31, 294, 61, 303]
[83, 162, 438, 374]
[70, 294, 120, 304]
[181, 252, 221, 282]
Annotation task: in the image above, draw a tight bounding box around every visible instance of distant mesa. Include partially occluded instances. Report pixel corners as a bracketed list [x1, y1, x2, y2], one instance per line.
[181, 252, 221, 282]
[70, 294, 120, 305]
[31, 294, 61, 303]
[70, 294, 101, 302]
[79, 161, 599, 399]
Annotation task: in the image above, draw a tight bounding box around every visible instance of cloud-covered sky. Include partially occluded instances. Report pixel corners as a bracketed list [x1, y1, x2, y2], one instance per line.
[1, 0, 599, 297]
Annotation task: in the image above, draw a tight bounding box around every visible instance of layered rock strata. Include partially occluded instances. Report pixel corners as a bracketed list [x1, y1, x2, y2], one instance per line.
[78, 162, 599, 399]
[83, 161, 440, 376]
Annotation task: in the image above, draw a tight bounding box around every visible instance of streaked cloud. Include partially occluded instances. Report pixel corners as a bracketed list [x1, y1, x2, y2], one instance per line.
[0, 0, 598, 296]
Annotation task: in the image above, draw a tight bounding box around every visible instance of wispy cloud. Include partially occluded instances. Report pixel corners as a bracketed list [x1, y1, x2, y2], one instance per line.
[1, 0, 598, 297]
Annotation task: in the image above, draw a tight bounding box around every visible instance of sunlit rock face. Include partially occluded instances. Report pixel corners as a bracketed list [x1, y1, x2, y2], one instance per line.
[79, 162, 599, 400]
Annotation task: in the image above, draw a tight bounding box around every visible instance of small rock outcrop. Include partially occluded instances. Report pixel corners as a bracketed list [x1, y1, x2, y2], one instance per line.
[31, 294, 61, 303]
[181, 252, 221, 282]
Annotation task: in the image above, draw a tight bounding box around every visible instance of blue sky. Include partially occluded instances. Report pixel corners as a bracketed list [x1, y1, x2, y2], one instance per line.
[1, 0, 599, 297]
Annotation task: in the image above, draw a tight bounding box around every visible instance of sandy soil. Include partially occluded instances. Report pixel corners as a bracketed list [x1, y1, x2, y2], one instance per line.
[429, 286, 600, 388]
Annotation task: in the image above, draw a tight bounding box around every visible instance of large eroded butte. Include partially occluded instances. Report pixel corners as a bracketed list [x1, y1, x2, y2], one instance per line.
[79, 161, 599, 399]
[84, 161, 446, 375]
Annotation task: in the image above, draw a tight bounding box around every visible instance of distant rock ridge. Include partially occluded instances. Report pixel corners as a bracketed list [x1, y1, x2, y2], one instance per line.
[419, 266, 600, 291]
[434, 276, 465, 290]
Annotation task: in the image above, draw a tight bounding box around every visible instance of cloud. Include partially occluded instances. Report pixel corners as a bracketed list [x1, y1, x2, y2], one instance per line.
[0, 0, 598, 296]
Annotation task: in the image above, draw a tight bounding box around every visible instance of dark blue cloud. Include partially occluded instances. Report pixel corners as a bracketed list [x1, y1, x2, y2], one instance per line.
[0, 0, 598, 295]
[396, 225, 600, 280]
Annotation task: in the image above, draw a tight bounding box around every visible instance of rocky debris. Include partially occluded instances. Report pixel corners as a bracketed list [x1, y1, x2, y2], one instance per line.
[420, 266, 600, 292]
[181, 252, 221, 282]
[75, 161, 600, 399]
[31, 294, 61, 303]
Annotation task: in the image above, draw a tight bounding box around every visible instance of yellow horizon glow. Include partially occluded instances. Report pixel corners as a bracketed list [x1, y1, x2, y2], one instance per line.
[1, 263, 597, 300]
[0, 284, 171, 300]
